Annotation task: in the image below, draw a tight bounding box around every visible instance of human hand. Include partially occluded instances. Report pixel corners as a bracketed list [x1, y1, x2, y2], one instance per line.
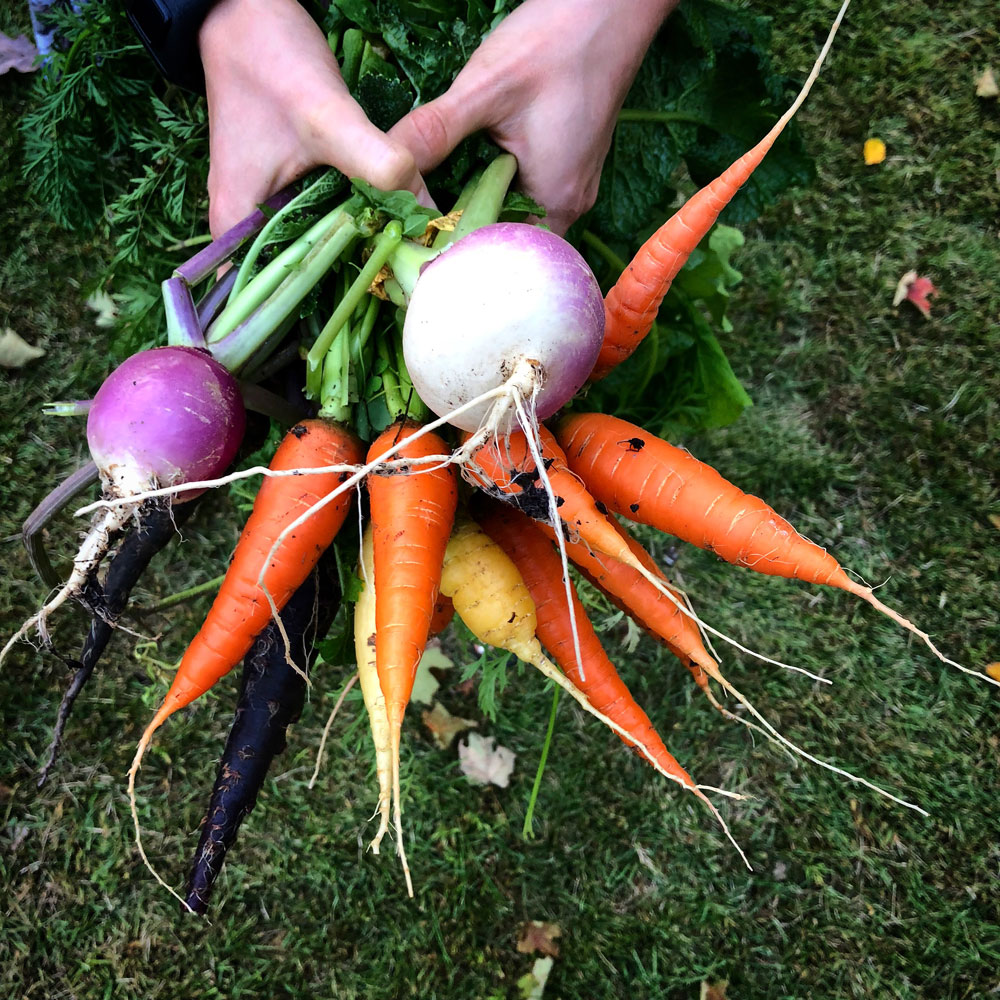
[389, 0, 678, 235]
[198, 0, 433, 236]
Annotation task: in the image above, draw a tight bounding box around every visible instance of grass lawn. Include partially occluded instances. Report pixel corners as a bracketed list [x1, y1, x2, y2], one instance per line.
[2, 1, 998, 997]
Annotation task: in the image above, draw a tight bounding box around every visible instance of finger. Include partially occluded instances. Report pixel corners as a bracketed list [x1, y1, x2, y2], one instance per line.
[389, 86, 492, 175]
[207, 163, 284, 238]
[305, 98, 437, 209]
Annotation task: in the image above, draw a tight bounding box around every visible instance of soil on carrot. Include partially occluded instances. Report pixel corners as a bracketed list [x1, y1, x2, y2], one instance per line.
[2, 2, 998, 998]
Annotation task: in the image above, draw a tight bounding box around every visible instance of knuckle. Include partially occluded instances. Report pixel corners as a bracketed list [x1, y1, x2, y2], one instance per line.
[367, 144, 418, 192]
[404, 102, 451, 158]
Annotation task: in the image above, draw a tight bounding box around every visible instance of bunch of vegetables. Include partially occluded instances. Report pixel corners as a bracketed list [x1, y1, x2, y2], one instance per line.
[8, 0, 992, 916]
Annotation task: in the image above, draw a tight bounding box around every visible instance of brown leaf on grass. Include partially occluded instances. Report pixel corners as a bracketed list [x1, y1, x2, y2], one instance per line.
[700, 981, 728, 1000]
[516, 920, 562, 958]
[421, 701, 477, 750]
[892, 271, 937, 318]
[0, 33, 37, 74]
[458, 733, 516, 787]
[0, 329, 45, 368]
[975, 66, 998, 99]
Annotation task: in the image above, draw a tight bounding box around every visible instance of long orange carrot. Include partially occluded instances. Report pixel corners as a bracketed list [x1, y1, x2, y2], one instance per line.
[472, 496, 700, 776]
[591, 0, 851, 381]
[366, 420, 458, 896]
[140, 419, 362, 742]
[557, 411, 983, 682]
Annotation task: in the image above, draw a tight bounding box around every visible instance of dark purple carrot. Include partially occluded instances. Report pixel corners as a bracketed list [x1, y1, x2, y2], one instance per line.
[37, 499, 200, 786]
[183, 552, 340, 915]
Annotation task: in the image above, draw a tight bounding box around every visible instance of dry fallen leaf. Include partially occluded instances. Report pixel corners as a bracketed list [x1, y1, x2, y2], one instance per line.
[410, 642, 454, 705]
[517, 921, 562, 958]
[975, 66, 998, 99]
[988, 514, 1000, 532]
[421, 701, 477, 750]
[863, 137, 886, 165]
[701, 981, 729, 1000]
[985, 663, 1000, 683]
[0, 328, 45, 368]
[893, 270, 937, 318]
[458, 733, 516, 787]
[0, 33, 37, 75]
[86, 290, 119, 329]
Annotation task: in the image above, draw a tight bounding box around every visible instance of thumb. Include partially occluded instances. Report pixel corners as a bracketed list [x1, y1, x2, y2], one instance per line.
[389, 86, 491, 175]
[307, 96, 436, 208]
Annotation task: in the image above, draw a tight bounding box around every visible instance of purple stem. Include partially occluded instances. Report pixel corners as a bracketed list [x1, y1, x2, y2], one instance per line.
[163, 276, 206, 349]
[174, 188, 296, 285]
[196, 267, 239, 329]
[23, 461, 100, 589]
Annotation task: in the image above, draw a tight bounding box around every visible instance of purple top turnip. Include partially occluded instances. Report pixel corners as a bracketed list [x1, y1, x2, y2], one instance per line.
[87, 346, 246, 499]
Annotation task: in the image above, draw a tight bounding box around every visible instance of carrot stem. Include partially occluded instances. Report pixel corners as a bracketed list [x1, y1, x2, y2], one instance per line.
[523, 685, 559, 839]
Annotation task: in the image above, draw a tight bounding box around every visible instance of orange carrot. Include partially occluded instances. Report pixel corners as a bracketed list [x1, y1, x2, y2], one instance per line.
[366, 420, 458, 896]
[554, 513, 715, 695]
[591, 0, 851, 381]
[472, 496, 700, 778]
[429, 594, 455, 636]
[142, 419, 362, 739]
[557, 411, 976, 678]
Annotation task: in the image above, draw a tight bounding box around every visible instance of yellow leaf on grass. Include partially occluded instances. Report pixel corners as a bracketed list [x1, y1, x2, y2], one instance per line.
[410, 641, 454, 706]
[985, 663, 1000, 683]
[864, 138, 886, 165]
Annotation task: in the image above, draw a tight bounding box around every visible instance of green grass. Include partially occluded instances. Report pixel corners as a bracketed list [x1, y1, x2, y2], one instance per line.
[2, 1, 999, 997]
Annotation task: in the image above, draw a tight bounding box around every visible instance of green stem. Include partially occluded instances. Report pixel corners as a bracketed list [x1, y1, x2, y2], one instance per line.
[210, 217, 361, 372]
[617, 108, 712, 127]
[306, 221, 403, 396]
[318, 323, 352, 422]
[349, 294, 381, 364]
[166, 234, 214, 253]
[394, 338, 428, 422]
[210, 205, 350, 343]
[231, 180, 343, 301]
[378, 337, 406, 418]
[581, 229, 628, 275]
[448, 153, 518, 244]
[385, 239, 438, 301]
[523, 686, 559, 839]
[141, 575, 226, 614]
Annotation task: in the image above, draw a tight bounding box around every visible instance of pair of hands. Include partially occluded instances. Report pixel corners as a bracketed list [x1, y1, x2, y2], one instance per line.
[199, 0, 677, 239]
